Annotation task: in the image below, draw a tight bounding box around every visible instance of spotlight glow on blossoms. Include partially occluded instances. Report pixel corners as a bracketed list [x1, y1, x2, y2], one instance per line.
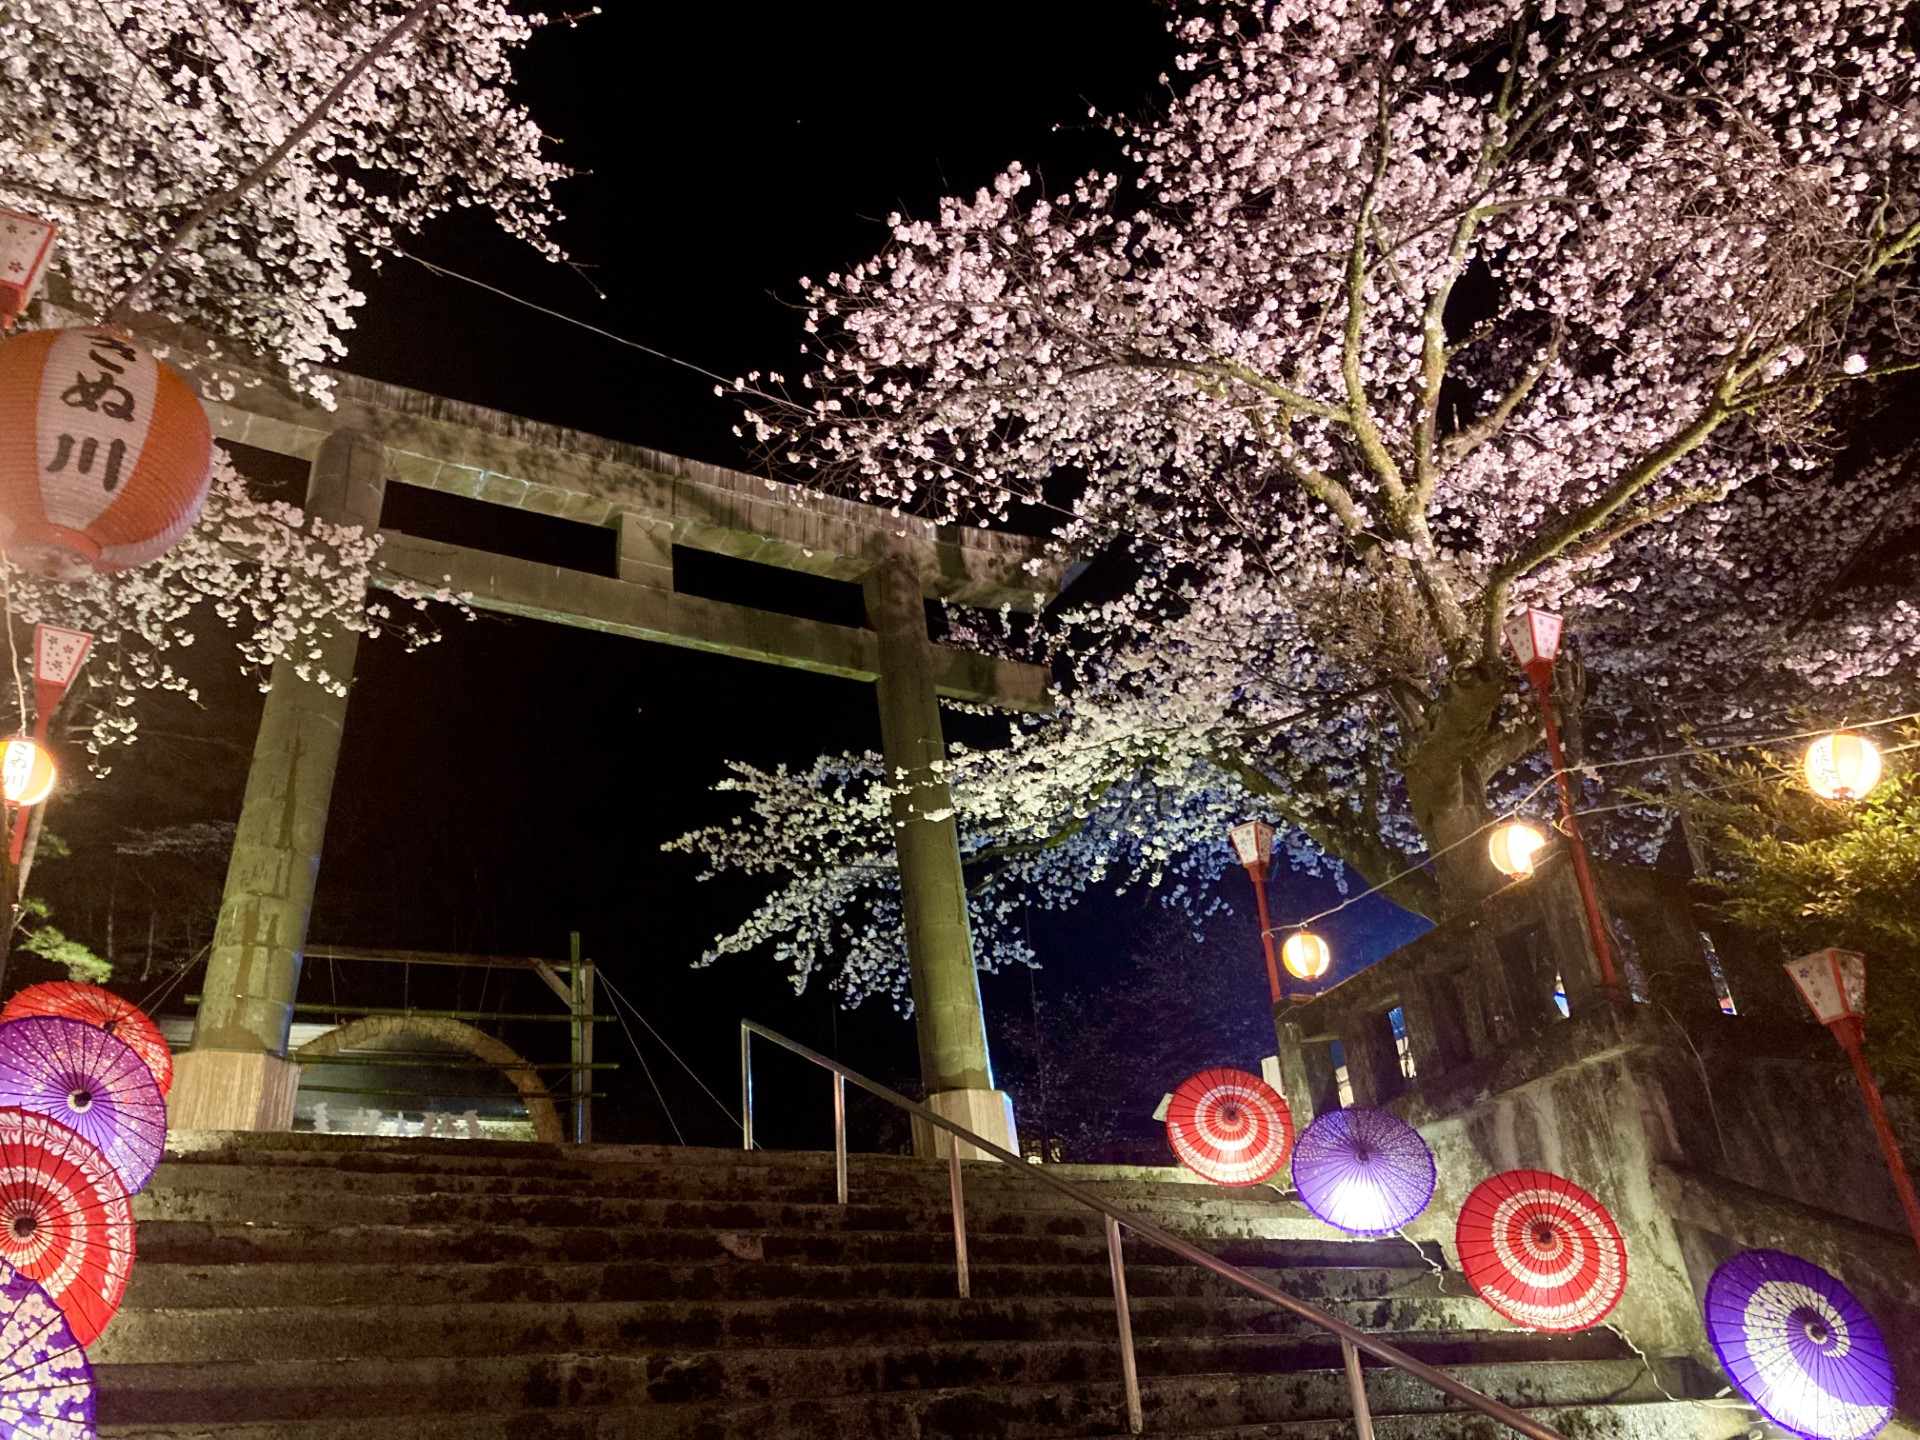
[1804, 733, 1882, 802]
[1488, 821, 1548, 878]
[1281, 930, 1331, 981]
[0, 736, 54, 806]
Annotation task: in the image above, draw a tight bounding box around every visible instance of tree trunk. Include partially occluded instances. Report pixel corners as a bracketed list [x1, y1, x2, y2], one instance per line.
[1398, 666, 1509, 914]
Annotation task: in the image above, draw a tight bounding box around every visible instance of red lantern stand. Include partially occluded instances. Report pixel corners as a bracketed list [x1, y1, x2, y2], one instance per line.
[1228, 820, 1284, 1005]
[11, 625, 91, 866]
[1505, 610, 1620, 998]
[1785, 949, 1920, 1262]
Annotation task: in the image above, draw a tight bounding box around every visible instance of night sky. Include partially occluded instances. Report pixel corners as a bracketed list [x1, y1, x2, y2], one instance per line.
[38, 3, 1428, 1149]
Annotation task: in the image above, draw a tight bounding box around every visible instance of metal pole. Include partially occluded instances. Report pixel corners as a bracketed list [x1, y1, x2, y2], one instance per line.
[833, 1071, 848, 1206]
[1835, 1021, 1920, 1261]
[568, 933, 591, 1145]
[739, 1025, 753, 1151]
[1528, 676, 1619, 997]
[1342, 1338, 1376, 1440]
[1106, 1215, 1144, 1435]
[948, 1144, 971, 1299]
[1247, 861, 1284, 1005]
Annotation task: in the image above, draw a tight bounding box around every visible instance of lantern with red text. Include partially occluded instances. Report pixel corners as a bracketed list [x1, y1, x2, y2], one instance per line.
[1804, 732, 1883, 802]
[0, 738, 54, 807]
[0, 327, 212, 579]
[0, 212, 57, 331]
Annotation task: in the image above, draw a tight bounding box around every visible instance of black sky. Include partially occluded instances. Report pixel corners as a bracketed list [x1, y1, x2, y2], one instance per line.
[42, 3, 1428, 1149]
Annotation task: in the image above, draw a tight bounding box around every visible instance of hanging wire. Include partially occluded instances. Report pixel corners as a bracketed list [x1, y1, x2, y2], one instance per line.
[597, 970, 743, 1129]
[1267, 701, 1920, 939]
[596, 988, 684, 1146]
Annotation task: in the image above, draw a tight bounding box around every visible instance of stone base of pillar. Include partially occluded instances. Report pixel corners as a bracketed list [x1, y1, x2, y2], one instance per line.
[913, 1088, 1018, 1162]
[168, 1050, 300, 1133]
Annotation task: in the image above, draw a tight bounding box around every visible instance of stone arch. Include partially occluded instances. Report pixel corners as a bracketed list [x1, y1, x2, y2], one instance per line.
[293, 1014, 564, 1145]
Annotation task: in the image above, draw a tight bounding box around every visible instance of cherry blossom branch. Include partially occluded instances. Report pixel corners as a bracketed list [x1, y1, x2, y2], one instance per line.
[107, 0, 443, 322]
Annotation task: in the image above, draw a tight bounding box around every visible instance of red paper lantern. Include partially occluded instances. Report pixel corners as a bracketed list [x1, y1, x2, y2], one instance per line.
[0, 327, 213, 578]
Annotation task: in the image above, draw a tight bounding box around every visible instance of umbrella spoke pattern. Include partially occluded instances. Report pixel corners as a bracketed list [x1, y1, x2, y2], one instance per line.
[1165, 1069, 1294, 1186]
[1290, 1106, 1435, 1235]
[1, 984, 172, 1098]
[0, 1108, 134, 1349]
[1456, 1169, 1626, 1332]
[1705, 1250, 1894, 1440]
[0, 1256, 95, 1438]
[0, 1017, 165, 1195]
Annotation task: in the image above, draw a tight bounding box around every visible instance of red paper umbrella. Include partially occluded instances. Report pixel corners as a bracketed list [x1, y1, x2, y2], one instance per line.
[1456, 1168, 1627, 1332]
[1, 982, 172, 1097]
[0, 1106, 135, 1346]
[1165, 1068, 1294, 1186]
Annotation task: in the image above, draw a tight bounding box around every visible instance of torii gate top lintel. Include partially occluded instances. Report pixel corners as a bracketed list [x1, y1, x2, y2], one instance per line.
[142, 316, 1061, 615]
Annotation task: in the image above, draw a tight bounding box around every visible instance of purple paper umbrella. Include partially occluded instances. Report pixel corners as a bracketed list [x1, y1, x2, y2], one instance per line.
[1705, 1250, 1894, 1440]
[0, 1254, 95, 1439]
[1290, 1106, 1435, 1235]
[0, 1017, 165, 1194]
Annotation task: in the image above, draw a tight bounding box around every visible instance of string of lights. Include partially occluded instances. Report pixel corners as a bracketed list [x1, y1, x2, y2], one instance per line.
[1265, 707, 1919, 941]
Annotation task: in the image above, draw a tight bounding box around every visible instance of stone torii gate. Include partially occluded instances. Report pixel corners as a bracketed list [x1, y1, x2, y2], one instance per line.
[151, 333, 1059, 1156]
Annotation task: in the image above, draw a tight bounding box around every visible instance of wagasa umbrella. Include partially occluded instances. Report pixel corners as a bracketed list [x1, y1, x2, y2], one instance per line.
[1, 983, 172, 1097]
[1164, 1068, 1294, 1186]
[0, 1107, 134, 1348]
[1705, 1249, 1893, 1440]
[0, 1017, 165, 1194]
[0, 1254, 95, 1437]
[1290, 1106, 1435, 1235]
[1456, 1168, 1626, 1332]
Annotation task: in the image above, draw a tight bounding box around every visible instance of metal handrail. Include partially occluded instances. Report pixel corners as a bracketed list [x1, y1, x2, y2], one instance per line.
[741, 1019, 1568, 1440]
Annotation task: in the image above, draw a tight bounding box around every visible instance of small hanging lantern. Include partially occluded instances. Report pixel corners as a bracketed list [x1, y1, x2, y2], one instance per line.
[1504, 607, 1564, 685]
[0, 327, 213, 579]
[0, 212, 57, 331]
[0, 737, 54, 806]
[1488, 820, 1548, 878]
[1281, 930, 1331, 981]
[1804, 732, 1882, 802]
[1227, 819, 1274, 870]
[1783, 948, 1866, 1030]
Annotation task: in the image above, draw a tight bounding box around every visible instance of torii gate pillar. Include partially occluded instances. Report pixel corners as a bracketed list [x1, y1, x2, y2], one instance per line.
[865, 538, 1017, 1161]
[169, 429, 387, 1132]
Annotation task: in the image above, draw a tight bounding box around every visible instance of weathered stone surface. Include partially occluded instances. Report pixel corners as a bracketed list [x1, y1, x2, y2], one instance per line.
[97, 1134, 1738, 1438]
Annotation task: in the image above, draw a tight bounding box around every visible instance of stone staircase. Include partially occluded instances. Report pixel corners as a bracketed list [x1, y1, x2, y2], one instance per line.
[95, 1133, 1742, 1439]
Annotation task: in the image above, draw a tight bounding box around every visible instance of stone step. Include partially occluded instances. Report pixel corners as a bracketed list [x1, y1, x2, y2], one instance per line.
[130, 1218, 1437, 1273]
[90, 1292, 1499, 1365]
[92, 1360, 1700, 1440]
[94, 1333, 1639, 1426]
[132, 1187, 1317, 1240]
[119, 1255, 1449, 1309]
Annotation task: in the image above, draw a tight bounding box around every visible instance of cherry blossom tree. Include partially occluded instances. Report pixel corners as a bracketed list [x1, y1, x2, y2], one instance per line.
[0, 0, 564, 756]
[679, 0, 1920, 1004]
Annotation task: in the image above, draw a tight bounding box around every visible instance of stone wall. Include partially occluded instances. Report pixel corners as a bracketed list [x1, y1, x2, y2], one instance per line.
[1274, 858, 1920, 1372]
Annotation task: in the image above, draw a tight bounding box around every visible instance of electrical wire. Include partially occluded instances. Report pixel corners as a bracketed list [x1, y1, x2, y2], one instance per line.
[1264, 701, 1920, 939]
[595, 975, 684, 1145]
[597, 970, 742, 1130]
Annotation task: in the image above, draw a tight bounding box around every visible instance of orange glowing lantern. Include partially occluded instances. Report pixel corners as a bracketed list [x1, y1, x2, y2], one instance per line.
[1281, 931, 1331, 981]
[0, 737, 54, 806]
[1804, 732, 1882, 802]
[0, 327, 212, 579]
[1488, 820, 1549, 878]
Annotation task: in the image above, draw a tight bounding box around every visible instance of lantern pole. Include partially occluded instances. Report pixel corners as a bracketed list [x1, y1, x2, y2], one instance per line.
[1517, 659, 1619, 997]
[1244, 860, 1284, 1006]
[1829, 1017, 1920, 1261]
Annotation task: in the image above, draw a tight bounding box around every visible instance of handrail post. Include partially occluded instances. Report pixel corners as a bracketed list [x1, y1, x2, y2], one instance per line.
[1106, 1215, 1144, 1435]
[1342, 1337, 1376, 1440]
[740, 1025, 753, 1151]
[833, 1071, 848, 1206]
[948, 1144, 970, 1299]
